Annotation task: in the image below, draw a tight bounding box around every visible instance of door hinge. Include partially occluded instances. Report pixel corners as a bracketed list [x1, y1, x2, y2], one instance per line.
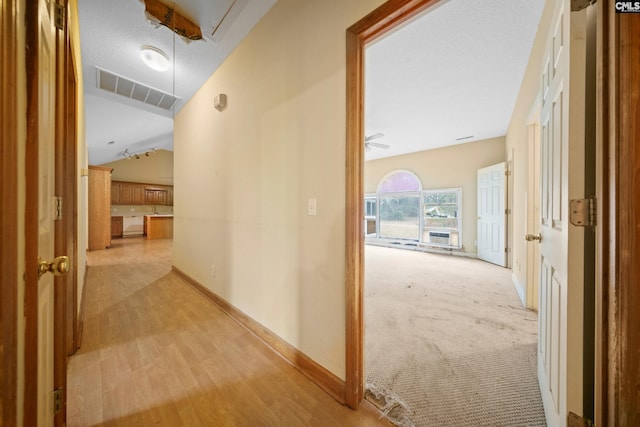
[570, 198, 596, 227]
[505, 209, 511, 215]
[54, 3, 65, 30]
[53, 388, 62, 415]
[55, 196, 63, 220]
[571, 0, 596, 12]
[505, 170, 511, 177]
[568, 412, 594, 427]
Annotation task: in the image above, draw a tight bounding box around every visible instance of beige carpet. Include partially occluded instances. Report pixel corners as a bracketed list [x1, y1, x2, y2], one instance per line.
[364, 245, 546, 427]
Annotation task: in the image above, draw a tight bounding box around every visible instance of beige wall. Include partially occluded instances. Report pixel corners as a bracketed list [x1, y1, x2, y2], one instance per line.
[173, 0, 385, 379]
[365, 137, 505, 255]
[505, 0, 554, 302]
[99, 149, 173, 185]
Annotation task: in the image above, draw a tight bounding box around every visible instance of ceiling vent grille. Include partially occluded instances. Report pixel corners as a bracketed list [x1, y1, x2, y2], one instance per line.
[96, 67, 180, 111]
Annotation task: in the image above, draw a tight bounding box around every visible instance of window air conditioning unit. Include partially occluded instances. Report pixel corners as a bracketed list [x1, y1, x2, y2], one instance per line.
[429, 231, 451, 245]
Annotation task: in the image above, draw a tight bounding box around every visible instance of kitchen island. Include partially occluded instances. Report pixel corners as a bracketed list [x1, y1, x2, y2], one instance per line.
[144, 215, 173, 240]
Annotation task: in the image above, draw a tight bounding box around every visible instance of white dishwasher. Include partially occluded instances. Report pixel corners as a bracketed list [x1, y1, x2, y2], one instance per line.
[122, 215, 144, 236]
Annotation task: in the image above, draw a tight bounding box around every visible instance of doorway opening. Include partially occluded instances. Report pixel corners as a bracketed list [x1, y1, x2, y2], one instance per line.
[347, 0, 547, 424]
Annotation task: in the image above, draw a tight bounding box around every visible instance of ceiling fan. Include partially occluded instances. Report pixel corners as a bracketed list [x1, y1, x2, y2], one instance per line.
[365, 133, 390, 152]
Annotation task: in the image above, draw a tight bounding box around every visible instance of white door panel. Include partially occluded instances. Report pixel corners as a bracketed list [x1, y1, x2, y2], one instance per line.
[477, 162, 506, 267]
[537, 1, 587, 426]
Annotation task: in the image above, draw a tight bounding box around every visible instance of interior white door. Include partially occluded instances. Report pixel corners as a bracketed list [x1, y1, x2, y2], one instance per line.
[37, 0, 57, 424]
[477, 162, 506, 267]
[536, 1, 587, 426]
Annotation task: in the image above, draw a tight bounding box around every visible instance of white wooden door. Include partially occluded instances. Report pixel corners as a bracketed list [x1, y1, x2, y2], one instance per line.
[477, 162, 506, 267]
[537, 1, 587, 426]
[37, 0, 57, 424]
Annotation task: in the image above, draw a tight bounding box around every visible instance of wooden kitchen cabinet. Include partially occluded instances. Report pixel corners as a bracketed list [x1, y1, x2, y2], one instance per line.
[111, 181, 173, 206]
[111, 181, 121, 204]
[167, 187, 173, 206]
[119, 182, 145, 205]
[145, 188, 167, 205]
[111, 216, 123, 238]
[88, 165, 113, 250]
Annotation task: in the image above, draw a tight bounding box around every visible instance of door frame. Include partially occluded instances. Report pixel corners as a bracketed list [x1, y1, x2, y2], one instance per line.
[24, 0, 43, 420]
[344, 0, 444, 408]
[596, 3, 640, 424]
[1, 0, 22, 424]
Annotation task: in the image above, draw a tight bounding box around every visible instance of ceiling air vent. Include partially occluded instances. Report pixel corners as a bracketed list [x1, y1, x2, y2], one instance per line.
[96, 67, 180, 111]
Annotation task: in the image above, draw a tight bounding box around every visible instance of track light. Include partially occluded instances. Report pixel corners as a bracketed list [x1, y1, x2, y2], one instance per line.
[121, 147, 158, 160]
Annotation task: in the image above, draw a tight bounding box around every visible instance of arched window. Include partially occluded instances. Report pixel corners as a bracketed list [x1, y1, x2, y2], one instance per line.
[377, 170, 422, 241]
[366, 170, 462, 248]
[377, 170, 422, 193]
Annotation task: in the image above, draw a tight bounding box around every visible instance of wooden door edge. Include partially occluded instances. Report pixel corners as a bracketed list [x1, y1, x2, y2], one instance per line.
[344, 0, 444, 410]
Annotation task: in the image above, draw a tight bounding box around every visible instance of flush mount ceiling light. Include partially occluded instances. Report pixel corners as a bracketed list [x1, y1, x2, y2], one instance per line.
[140, 45, 170, 71]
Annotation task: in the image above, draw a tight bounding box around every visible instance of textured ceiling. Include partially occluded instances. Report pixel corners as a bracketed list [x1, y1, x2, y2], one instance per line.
[364, 0, 545, 160]
[80, 0, 276, 165]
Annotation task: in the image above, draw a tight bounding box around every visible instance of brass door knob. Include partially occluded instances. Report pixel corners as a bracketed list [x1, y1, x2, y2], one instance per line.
[38, 256, 69, 279]
[525, 233, 541, 242]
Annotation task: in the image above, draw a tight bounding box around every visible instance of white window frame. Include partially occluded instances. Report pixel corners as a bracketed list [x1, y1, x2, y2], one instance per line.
[365, 171, 463, 249]
[422, 187, 463, 249]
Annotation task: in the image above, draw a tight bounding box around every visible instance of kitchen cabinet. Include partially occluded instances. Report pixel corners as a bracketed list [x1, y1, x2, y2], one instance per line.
[110, 181, 173, 206]
[88, 165, 113, 250]
[145, 188, 168, 205]
[121, 182, 146, 205]
[167, 187, 173, 206]
[111, 216, 123, 238]
[145, 215, 173, 239]
[111, 182, 121, 205]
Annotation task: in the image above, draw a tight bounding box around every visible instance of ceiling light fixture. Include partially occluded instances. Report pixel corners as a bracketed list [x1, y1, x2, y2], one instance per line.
[121, 147, 158, 160]
[140, 45, 170, 71]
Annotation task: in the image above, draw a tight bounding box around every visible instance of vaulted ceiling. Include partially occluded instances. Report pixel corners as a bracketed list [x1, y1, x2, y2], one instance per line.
[80, 0, 544, 165]
[79, 0, 276, 165]
[364, 0, 545, 160]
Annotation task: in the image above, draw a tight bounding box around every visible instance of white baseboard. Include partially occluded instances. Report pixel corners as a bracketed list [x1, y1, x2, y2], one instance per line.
[512, 273, 526, 306]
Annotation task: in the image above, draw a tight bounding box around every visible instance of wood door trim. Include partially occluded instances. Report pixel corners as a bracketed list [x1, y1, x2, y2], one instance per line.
[595, 1, 610, 424]
[24, 0, 41, 423]
[344, 0, 443, 409]
[598, 5, 640, 425]
[1, 0, 21, 424]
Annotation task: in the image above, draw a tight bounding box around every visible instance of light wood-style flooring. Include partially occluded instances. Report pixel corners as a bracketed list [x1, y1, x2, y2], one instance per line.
[67, 237, 387, 426]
